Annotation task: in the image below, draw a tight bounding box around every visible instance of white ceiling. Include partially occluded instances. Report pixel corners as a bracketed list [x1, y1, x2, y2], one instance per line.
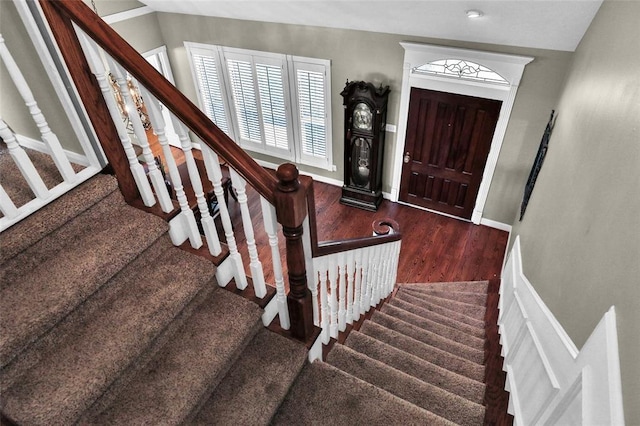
[139, 0, 603, 52]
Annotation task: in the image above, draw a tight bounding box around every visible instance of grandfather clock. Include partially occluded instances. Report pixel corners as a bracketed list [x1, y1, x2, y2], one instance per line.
[340, 80, 390, 211]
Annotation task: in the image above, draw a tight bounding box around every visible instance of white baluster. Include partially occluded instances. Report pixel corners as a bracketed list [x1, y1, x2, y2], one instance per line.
[318, 258, 330, 344]
[328, 256, 339, 338]
[0, 118, 49, 200]
[303, 216, 318, 325]
[0, 34, 76, 184]
[260, 196, 289, 328]
[370, 246, 381, 308]
[140, 86, 202, 248]
[374, 245, 385, 305]
[230, 169, 266, 297]
[0, 184, 19, 219]
[338, 258, 347, 332]
[352, 249, 363, 322]
[108, 58, 173, 213]
[170, 117, 222, 256]
[199, 147, 247, 288]
[78, 35, 156, 207]
[346, 249, 355, 325]
[362, 246, 374, 313]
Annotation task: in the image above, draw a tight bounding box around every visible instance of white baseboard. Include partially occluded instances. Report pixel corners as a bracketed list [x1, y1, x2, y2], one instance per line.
[15, 134, 91, 167]
[479, 217, 512, 232]
[499, 236, 624, 425]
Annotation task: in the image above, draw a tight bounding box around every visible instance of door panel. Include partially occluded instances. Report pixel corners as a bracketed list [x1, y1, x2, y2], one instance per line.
[399, 88, 501, 219]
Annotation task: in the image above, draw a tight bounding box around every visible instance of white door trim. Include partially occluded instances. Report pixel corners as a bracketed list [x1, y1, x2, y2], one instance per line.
[391, 42, 533, 224]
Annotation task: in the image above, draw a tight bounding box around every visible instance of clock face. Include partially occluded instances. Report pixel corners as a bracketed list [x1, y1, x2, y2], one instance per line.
[353, 102, 372, 131]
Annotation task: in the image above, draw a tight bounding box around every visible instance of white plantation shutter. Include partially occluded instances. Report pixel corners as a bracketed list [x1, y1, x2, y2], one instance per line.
[186, 43, 332, 170]
[191, 53, 230, 135]
[226, 58, 262, 143]
[296, 68, 326, 158]
[256, 63, 288, 150]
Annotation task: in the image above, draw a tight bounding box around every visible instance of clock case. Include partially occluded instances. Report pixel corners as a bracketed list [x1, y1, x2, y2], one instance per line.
[340, 80, 390, 211]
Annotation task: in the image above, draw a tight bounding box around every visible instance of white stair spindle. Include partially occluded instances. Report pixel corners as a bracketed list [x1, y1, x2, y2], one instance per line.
[352, 249, 362, 322]
[338, 257, 347, 332]
[328, 257, 339, 338]
[0, 184, 19, 219]
[361, 246, 372, 315]
[140, 86, 202, 248]
[229, 169, 266, 297]
[260, 196, 290, 329]
[0, 34, 76, 184]
[78, 35, 156, 207]
[318, 258, 330, 344]
[108, 58, 173, 213]
[199, 147, 247, 288]
[346, 250, 355, 325]
[169, 117, 222, 256]
[303, 216, 319, 325]
[317, 258, 331, 345]
[0, 118, 49, 200]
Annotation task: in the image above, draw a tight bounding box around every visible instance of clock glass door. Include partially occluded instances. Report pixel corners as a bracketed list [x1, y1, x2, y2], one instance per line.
[350, 137, 371, 189]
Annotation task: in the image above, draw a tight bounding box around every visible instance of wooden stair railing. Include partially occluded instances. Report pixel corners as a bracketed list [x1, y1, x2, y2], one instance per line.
[37, 0, 402, 345]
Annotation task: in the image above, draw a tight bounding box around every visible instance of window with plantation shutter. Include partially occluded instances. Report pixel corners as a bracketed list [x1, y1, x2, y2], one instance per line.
[185, 42, 333, 170]
[191, 52, 229, 135]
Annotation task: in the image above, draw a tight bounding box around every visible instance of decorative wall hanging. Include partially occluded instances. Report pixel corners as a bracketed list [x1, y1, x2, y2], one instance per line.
[520, 110, 556, 221]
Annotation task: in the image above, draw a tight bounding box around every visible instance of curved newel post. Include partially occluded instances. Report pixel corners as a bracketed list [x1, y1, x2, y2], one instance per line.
[139, 86, 202, 247]
[0, 33, 76, 184]
[274, 164, 315, 341]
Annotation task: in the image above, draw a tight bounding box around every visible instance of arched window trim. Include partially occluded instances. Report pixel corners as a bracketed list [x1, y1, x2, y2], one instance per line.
[413, 58, 509, 85]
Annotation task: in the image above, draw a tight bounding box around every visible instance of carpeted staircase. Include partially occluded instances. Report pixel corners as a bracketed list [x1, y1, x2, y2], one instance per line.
[1, 163, 499, 425]
[0, 172, 308, 425]
[274, 282, 492, 425]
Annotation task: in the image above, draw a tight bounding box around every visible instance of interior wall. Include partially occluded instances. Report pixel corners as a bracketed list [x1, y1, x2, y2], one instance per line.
[509, 0, 639, 423]
[149, 12, 572, 224]
[0, 1, 82, 153]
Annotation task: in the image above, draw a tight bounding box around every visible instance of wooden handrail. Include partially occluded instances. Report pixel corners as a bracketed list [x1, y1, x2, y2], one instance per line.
[39, 0, 278, 204]
[304, 176, 402, 258]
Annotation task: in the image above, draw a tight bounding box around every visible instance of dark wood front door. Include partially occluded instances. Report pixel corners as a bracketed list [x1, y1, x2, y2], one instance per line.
[399, 88, 502, 219]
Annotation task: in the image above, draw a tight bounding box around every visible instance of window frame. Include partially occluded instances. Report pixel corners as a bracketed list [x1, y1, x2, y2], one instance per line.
[185, 42, 333, 171]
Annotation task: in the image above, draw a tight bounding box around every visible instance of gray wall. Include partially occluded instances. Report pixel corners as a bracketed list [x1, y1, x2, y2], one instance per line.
[509, 0, 640, 423]
[151, 13, 572, 224]
[1, 1, 83, 153]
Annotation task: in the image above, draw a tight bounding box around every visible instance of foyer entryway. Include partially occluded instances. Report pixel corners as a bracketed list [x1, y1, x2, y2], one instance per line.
[399, 88, 501, 220]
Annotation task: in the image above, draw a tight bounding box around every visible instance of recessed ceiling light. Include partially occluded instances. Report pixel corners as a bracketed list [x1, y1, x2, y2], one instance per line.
[466, 9, 484, 19]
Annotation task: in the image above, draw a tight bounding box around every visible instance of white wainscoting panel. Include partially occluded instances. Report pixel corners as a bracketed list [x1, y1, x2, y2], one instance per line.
[499, 236, 624, 425]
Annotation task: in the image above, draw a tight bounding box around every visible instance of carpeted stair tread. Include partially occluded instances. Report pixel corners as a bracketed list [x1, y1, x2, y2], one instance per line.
[395, 289, 485, 328]
[0, 174, 118, 264]
[380, 303, 485, 351]
[399, 281, 489, 294]
[397, 288, 486, 320]
[0, 191, 168, 367]
[360, 321, 485, 382]
[86, 289, 263, 425]
[402, 287, 488, 306]
[327, 344, 485, 426]
[370, 311, 485, 364]
[388, 297, 485, 339]
[0, 236, 216, 425]
[191, 328, 307, 425]
[344, 331, 485, 404]
[272, 361, 456, 426]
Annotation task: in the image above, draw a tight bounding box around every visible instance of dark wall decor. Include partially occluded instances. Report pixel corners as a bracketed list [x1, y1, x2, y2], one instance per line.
[520, 110, 557, 221]
[340, 80, 390, 211]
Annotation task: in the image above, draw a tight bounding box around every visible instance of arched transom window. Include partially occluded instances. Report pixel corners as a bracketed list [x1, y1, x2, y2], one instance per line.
[413, 59, 508, 85]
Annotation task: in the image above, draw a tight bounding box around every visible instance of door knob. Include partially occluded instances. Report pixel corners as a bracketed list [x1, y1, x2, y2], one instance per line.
[404, 152, 411, 163]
